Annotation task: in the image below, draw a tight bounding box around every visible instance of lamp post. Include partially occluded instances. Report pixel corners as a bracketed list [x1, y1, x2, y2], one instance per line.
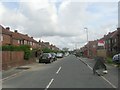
[84, 27, 89, 57]
[84, 27, 88, 42]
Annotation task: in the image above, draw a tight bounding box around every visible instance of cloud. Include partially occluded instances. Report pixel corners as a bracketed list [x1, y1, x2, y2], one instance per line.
[0, 1, 118, 50]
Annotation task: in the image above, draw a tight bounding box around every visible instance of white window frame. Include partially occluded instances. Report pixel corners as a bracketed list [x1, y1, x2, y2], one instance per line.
[18, 40, 20, 44]
[24, 40, 27, 44]
[30, 42, 32, 45]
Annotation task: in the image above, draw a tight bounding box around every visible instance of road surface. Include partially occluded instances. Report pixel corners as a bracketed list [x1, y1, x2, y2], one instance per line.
[2, 55, 117, 89]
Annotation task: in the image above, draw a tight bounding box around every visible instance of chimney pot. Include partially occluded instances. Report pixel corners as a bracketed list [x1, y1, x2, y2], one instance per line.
[14, 30, 18, 33]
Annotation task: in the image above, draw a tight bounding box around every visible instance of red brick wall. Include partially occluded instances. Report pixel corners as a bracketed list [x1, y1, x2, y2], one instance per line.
[2, 51, 24, 70]
[12, 39, 19, 46]
[2, 34, 11, 45]
[2, 51, 36, 70]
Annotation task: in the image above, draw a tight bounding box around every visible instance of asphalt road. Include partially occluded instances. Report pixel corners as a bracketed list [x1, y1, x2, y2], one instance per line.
[2, 55, 117, 88]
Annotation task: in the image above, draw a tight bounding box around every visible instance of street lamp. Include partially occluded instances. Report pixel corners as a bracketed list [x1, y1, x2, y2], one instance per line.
[84, 27, 89, 57]
[84, 27, 88, 42]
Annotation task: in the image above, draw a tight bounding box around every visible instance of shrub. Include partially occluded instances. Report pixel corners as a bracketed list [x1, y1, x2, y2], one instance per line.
[24, 50, 32, 60]
[106, 57, 113, 64]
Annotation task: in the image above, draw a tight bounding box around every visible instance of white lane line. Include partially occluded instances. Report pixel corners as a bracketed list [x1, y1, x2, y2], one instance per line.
[85, 63, 117, 88]
[101, 76, 117, 88]
[56, 67, 61, 74]
[87, 64, 93, 70]
[45, 78, 54, 90]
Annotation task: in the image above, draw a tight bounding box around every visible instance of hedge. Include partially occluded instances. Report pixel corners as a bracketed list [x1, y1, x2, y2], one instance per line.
[42, 47, 59, 53]
[1, 45, 32, 60]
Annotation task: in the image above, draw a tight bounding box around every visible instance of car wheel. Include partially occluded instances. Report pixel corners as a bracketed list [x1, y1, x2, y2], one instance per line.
[39, 60, 41, 63]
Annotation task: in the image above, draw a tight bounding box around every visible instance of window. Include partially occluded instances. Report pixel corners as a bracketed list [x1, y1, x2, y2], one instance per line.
[18, 40, 20, 44]
[106, 41, 107, 44]
[93, 45, 96, 48]
[27, 41, 30, 45]
[21, 41, 23, 45]
[109, 39, 111, 44]
[30, 42, 32, 45]
[33, 43, 34, 45]
[115, 38, 117, 43]
[0, 35, 3, 42]
[24, 40, 27, 44]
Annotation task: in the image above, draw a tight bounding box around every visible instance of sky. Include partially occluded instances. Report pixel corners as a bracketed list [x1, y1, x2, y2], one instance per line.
[0, 0, 119, 50]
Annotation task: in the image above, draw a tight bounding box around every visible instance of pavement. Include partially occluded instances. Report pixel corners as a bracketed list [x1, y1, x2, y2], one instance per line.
[2, 62, 38, 80]
[2, 55, 119, 88]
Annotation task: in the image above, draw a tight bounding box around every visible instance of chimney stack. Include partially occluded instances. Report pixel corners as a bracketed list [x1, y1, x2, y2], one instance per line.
[117, 28, 120, 31]
[6, 27, 10, 30]
[39, 40, 41, 43]
[14, 30, 18, 33]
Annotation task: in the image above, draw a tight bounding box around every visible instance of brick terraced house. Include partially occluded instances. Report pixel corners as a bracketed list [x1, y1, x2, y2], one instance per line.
[0, 25, 39, 49]
[0, 25, 12, 46]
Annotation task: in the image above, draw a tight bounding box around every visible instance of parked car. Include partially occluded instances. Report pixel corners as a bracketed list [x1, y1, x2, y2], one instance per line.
[51, 53, 57, 61]
[64, 52, 69, 57]
[39, 53, 53, 63]
[112, 53, 120, 63]
[56, 53, 63, 58]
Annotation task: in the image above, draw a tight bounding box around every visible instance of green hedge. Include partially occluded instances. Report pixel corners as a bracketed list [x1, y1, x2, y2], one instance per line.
[106, 57, 113, 64]
[2, 45, 30, 51]
[42, 47, 59, 53]
[1, 45, 32, 60]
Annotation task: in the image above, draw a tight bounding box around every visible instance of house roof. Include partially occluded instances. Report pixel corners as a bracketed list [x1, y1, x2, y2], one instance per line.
[110, 30, 119, 38]
[0, 25, 12, 35]
[12, 32, 37, 43]
[104, 31, 116, 39]
[12, 32, 23, 40]
[1, 25, 37, 43]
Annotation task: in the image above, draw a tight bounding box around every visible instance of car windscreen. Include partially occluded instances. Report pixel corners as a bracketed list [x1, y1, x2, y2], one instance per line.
[42, 54, 49, 58]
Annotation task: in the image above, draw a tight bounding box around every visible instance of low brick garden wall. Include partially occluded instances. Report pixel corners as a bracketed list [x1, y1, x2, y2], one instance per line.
[2, 51, 35, 70]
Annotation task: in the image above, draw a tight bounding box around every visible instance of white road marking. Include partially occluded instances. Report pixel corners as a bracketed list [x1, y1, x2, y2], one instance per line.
[56, 67, 61, 74]
[87, 64, 93, 70]
[101, 76, 117, 88]
[45, 78, 54, 90]
[2, 71, 25, 81]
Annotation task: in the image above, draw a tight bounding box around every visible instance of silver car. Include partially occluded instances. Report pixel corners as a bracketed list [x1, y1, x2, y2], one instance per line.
[56, 53, 63, 58]
[112, 53, 120, 63]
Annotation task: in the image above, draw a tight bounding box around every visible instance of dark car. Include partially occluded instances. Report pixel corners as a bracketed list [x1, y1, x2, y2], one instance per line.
[112, 53, 120, 63]
[39, 53, 53, 63]
[51, 53, 57, 61]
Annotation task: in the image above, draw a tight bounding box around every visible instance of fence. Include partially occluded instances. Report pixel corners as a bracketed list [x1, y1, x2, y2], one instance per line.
[97, 50, 107, 58]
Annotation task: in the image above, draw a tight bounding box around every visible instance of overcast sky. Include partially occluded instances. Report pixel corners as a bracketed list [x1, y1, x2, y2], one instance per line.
[0, 0, 119, 50]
